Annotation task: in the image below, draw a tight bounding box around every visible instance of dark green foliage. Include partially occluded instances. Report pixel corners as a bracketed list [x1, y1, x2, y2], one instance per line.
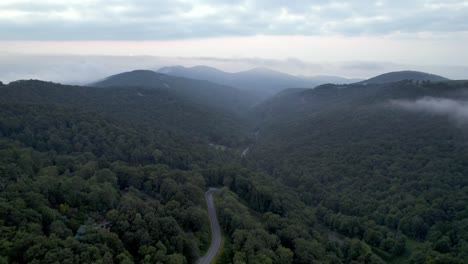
[1, 77, 467, 263]
[1, 80, 250, 147]
[0, 79, 328, 263]
[92, 70, 257, 114]
[249, 80, 468, 262]
[157, 66, 322, 99]
[361, 71, 449, 84]
[0, 90, 219, 262]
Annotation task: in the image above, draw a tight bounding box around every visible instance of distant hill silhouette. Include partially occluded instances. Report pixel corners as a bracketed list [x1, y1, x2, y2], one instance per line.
[361, 71, 449, 84]
[158, 65, 362, 98]
[91, 70, 168, 88]
[90, 69, 258, 113]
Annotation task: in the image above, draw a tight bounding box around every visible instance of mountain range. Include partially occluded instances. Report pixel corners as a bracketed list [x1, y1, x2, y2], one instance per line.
[157, 65, 363, 98]
[91, 69, 258, 112]
[90, 68, 452, 107]
[2, 78, 249, 146]
[1, 68, 465, 263]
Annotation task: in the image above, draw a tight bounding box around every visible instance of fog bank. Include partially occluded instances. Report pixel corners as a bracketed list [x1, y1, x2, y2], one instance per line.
[392, 97, 468, 123]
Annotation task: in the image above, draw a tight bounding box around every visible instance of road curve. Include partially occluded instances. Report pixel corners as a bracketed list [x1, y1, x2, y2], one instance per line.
[198, 188, 222, 264]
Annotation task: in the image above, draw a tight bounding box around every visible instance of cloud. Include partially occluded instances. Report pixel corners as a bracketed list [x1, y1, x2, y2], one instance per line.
[187, 56, 325, 72]
[0, 0, 468, 40]
[1, 54, 467, 85]
[0, 54, 169, 84]
[392, 97, 468, 123]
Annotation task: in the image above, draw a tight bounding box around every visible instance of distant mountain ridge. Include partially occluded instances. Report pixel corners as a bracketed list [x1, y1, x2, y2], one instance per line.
[2, 78, 252, 146]
[300, 75, 364, 84]
[157, 65, 363, 98]
[361, 70, 449, 84]
[90, 69, 259, 113]
[90, 70, 168, 88]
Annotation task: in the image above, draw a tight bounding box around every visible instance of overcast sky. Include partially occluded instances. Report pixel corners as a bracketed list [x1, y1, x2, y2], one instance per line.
[1, 0, 467, 82]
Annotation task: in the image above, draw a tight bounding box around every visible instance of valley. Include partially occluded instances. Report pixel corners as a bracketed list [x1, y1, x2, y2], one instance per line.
[0, 69, 467, 263]
[2, 1, 468, 263]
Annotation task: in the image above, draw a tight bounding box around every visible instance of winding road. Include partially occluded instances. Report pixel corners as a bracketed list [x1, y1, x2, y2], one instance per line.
[197, 188, 222, 264]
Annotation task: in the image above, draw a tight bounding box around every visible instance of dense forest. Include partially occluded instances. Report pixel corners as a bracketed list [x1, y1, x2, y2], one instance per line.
[249, 80, 468, 263]
[0, 76, 467, 263]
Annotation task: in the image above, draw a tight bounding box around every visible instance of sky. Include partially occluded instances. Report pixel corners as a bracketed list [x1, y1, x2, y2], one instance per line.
[1, 0, 468, 83]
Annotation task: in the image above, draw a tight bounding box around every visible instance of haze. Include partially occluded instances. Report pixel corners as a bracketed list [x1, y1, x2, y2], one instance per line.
[1, 0, 468, 83]
[2, 2, 468, 263]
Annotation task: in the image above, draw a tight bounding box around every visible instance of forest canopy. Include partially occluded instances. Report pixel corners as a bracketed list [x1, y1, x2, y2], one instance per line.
[0, 79, 467, 263]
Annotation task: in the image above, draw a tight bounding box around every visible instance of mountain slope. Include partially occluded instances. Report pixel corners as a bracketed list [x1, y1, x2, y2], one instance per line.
[157, 66, 362, 98]
[92, 69, 258, 113]
[1, 80, 249, 146]
[249, 80, 468, 262]
[92, 70, 168, 88]
[0, 78, 381, 264]
[0, 88, 237, 263]
[3, 73, 468, 263]
[158, 66, 316, 97]
[362, 70, 449, 84]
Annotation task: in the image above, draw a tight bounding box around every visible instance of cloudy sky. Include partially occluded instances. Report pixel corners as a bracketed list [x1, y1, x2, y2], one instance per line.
[1, 0, 468, 83]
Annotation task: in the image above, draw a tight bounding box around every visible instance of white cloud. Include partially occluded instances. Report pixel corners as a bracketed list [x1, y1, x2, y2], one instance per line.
[392, 97, 468, 123]
[0, 0, 467, 40]
[0, 0, 467, 79]
[1, 54, 467, 85]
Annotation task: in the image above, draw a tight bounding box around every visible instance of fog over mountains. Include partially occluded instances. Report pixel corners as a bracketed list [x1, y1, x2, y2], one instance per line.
[85, 67, 454, 105]
[2, 0, 468, 263]
[158, 65, 363, 97]
[1, 54, 466, 86]
[1, 65, 467, 263]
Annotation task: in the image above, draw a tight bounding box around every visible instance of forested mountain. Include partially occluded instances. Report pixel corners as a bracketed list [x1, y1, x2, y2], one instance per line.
[0, 105, 236, 263]
[0, 78, 369, 264]
[158, 65, 361, 98]
[248, 80, 468, 263]
[1, 75, 467, 263]
[2, 79, 249, 147]
[361, 71, 449, 84]
[158, 66, 314, 97]
[91, 70, 259, 113]
[157, 66, 233, 85]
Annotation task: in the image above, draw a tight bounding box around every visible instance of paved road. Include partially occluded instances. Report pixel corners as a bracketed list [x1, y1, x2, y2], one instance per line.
[197, 188, 222, 264]
[241, 147, 250, 156]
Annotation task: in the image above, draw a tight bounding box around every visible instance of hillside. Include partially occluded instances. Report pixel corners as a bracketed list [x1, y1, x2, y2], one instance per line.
[248, 80, 468, 263]
[92, 70, 168, 88]
[158, 65, 231, 84]
[0, 93, 222, 263]
[1, 76, 468, 263]
[362, 71, 449, 84]
[1, 80, 249, 146]
[92, 70, 258, 113]
[158, 66, 362, 98]
[0, 78, 380, 264]
[158, 66, 315, 97]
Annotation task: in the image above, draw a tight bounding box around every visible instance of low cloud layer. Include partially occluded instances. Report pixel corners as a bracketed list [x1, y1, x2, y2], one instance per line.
[0, 54, 467, 84]
[392, 97, 468, 123]
[1, 0, 468, 40]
